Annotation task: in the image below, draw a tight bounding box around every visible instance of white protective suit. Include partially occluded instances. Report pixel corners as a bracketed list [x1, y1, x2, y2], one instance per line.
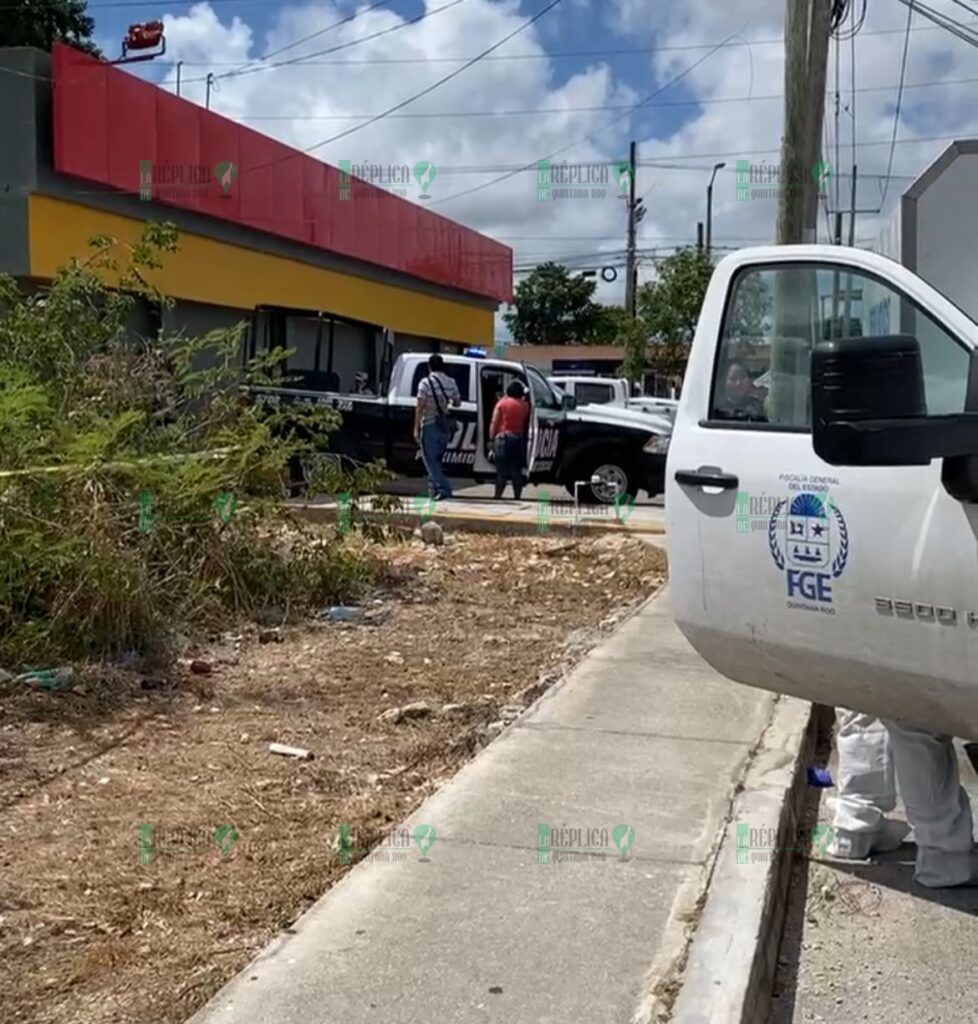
[830, 708, 977, 887]
[883, 720, 977, 888]
[830, 709, 906, 858]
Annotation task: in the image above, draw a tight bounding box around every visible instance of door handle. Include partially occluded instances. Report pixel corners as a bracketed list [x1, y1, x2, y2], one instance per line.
[674, 468, 739, 490]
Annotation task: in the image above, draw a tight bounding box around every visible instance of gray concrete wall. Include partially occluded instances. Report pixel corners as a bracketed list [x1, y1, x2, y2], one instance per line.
[0, 48, 46, 277]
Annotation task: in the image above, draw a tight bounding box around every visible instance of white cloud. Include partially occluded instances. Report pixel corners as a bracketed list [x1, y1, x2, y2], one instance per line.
[144, 0, 978, 321]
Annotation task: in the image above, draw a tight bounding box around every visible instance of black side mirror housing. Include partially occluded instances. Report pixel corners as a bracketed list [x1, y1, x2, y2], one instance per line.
[561, 393, 577, 410]
[812, 334, 929, 465]
[812, 334, 978, 466]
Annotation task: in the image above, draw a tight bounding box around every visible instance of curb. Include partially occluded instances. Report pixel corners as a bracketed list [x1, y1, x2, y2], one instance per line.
[289, 503, 666, 537]
[668, 696, 822, 1024]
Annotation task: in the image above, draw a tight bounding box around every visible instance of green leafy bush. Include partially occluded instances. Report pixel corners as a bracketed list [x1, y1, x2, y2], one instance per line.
[0, 224, 385, 666]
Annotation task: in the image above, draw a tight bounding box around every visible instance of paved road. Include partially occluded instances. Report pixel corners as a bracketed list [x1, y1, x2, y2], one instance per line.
[188, 592, 774, 1024]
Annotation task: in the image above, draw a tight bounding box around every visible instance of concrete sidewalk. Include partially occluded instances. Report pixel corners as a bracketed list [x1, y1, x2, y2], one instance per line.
[293, 494, 667, 536]
[189, 592, 776, 1024]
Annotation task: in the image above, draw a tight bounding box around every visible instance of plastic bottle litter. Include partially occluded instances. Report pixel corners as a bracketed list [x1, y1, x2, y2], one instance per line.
[18, 667, 74, 691]
[326, 605, 362, 622]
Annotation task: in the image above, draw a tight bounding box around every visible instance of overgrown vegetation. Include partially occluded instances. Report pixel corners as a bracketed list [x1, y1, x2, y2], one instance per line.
[0, 224, 385, 667]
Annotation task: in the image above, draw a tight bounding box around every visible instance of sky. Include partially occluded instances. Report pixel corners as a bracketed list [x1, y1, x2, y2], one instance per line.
[87, 0, 978, 323]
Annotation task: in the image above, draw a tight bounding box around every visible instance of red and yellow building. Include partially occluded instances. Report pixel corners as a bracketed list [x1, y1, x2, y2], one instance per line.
[0, 44, 512, 387]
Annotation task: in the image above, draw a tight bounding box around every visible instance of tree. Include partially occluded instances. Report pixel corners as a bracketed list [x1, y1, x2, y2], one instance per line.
[0, 0, 98, 55]
[637, 247, 714, 377]
[503, 263, 603, 345]
[589, 304, 635, 346]
[617, 316, 651, 387]
[727, 270, 768, 339]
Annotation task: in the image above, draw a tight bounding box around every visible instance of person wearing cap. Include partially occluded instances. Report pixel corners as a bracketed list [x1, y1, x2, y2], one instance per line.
[489, 380, 530, 500]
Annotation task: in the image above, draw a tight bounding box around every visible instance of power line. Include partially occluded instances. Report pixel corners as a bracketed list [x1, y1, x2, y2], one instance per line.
[430, 0, 777, 208]
[230, 73, 978, 121]
[303, 0, 568, 149]
[155, 18, 978, 68]
[377, 133, 967, 180]
[890, 0, 978, 47]
[879, 1, 914, 208]
[224, 0, 393, 80]
[946, 0, 978, 20]
[164, 0, 476, 88]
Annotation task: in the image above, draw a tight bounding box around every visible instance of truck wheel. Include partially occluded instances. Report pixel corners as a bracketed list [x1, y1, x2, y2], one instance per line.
[569, 453, 637, 505]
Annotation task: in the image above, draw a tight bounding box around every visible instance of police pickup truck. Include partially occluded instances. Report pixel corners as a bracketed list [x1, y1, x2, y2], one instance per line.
[668, 244, 978, 738]
[255, 352, 671, 503]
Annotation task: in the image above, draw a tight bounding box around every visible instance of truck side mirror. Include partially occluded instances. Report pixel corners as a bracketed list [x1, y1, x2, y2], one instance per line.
[561, 393, 577, 410]
[812, 335, 978, 466]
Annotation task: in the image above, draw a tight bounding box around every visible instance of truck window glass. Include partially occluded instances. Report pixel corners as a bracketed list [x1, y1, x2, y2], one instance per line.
[409, 362, 471, 402]
[576, 382, 614, 405]
[525, 366, 561, 409]
[711, 263, 970, 428]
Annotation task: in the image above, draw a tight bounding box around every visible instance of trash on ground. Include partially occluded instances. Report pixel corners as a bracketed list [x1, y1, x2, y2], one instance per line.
[268, 742, 314, 760]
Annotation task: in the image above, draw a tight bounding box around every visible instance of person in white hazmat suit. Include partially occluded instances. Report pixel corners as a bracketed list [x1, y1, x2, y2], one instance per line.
[829, 709, 977, 887]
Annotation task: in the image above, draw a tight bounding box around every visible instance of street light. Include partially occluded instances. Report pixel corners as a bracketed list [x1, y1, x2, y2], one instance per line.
[706, 162, 726, 256]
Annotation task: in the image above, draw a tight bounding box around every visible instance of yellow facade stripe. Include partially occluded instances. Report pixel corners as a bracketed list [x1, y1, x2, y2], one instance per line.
[28, 195, 493, 345]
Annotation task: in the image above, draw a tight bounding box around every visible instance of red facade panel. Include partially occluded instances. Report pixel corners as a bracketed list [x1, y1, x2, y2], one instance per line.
[106, 68, 155, 195]
[155, 89, 202, 213]
[51, 44, 512, 303]
[198, 114, 240, 225]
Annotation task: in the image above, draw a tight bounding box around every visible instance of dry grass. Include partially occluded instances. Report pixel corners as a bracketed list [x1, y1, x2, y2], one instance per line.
[0, 529, 666, 1024]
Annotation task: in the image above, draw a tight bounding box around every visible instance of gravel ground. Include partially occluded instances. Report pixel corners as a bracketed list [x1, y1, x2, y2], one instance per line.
[0, 529, 666, 1024]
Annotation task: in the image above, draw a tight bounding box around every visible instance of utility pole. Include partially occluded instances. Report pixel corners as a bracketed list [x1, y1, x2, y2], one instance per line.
[625, 140, 639, 317]
[176, 60, 183, 97]
[847, 164, 858, 246]
[205, 72, 215, 110]
[772, 0, 832, 424]
[706, 161, 726, 256]
[777, 0, 832, 243]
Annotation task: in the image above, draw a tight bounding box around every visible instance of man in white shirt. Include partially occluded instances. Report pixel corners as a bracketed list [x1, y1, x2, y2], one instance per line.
[414, 354, 461, 500]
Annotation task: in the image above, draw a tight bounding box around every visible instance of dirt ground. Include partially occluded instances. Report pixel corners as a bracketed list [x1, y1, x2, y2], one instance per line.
[0, 528, 666, 1024]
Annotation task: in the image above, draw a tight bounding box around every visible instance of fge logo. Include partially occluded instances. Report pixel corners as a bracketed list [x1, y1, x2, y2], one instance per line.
[768, 492, 849, 604]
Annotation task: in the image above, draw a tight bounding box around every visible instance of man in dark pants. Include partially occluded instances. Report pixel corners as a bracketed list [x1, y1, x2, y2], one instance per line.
[414, 354, 461, 500]
[489, 380, 530, 499]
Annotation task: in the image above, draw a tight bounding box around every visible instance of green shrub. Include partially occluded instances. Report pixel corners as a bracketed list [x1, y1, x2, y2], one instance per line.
[0, 224, 386, 666]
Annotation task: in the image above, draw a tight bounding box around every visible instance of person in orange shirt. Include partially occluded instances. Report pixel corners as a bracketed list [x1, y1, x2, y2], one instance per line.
[489, 380, 530, 500]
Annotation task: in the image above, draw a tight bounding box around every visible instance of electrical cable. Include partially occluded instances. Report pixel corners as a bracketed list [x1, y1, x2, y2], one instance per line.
[879, 1, 914, 208]
[164, 0, 476, 88]
[300, 0, 569, 150]
[890, 0, 978, 48]
[217, 73, 978, 121]
[430, 0, 776, 208]
[223, 0, 393, 81]
[945, 0, 978, 21]
[158, 19, 978, 67]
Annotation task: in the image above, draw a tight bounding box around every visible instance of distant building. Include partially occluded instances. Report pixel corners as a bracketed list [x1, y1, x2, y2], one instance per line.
[501, 344, 677, 396]
[873, 139, 978, 324]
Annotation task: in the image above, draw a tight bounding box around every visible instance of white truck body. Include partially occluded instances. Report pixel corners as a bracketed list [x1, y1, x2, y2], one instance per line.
[667, 244, 978, 739]
[549, 375, 678, 425]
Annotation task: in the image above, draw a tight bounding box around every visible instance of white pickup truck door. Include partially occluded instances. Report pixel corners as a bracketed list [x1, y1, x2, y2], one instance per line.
[667, 246, 978, 738]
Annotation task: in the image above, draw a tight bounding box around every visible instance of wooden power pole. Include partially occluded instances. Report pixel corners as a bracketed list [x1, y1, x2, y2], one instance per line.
[625, 140, 638, 317]
[777, 0, 832, 244]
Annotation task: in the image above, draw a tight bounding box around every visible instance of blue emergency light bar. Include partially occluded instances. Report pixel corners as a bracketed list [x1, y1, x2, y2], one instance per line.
[464, 347, 487, 358]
